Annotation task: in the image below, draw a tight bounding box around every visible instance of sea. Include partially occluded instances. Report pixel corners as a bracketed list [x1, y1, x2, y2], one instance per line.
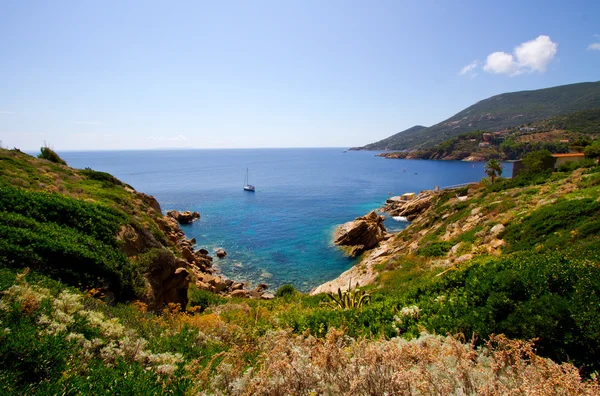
[60, 149, 511, 292]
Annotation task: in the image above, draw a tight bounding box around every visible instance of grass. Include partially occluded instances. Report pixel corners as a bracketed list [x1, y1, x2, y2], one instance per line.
[2, 147, 600, 392]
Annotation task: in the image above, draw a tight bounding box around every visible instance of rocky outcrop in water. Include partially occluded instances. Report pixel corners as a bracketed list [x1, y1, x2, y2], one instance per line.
[334, 211, 387, 257]
[167, 210, 200, 224]
[382, 191, 434, 220]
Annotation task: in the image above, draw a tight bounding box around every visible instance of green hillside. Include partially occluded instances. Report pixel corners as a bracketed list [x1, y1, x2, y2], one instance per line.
[379, 108, 600, 161]
[1, 147, 600, 393]
[357, 81, 600, 151]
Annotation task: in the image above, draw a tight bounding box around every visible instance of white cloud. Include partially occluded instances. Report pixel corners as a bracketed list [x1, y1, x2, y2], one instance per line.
[0, 111, 15, 114]
[458, 60, 479, 76]
[514, 35, 557, 72]
[483, 35, 558, 76]
[588, 43, 600, 51]
[484, 52, 518, 75]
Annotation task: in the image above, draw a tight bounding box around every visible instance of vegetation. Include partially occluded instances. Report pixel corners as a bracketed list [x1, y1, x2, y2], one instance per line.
[484, 159, 503, 183]
[357, 81, 600, 151]
[324, 282, 371, 309]
[37, 145, 67, 165]
[2, 147, 600, 392]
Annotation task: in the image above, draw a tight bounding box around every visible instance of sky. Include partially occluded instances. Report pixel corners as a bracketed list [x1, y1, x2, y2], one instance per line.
[1, 0, 599, 151]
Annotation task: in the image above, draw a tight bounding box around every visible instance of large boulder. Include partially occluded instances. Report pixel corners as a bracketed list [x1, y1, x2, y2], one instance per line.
[144, 249, 190, 310]
[215, 248, 227, 258]
[167, 210, 200, 224]
[334, 211, 386, 256]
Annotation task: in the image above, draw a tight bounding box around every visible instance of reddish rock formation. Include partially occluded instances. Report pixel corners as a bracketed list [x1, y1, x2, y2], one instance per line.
[334, 211, 387, 257]
[167, 210, 200, 224]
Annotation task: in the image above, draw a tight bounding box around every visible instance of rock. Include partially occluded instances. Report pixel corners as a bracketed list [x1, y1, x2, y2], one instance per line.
[248, 291, 263, 299]
[231, 282, 244, 291]
[137, 192, 162, 214]
[450, 242, 462, 256]
[382, 191, 434, 220]
[455, 254, 473, 264]
[189, 237, 196, 245]
[182, 247, 195, 264]
[490, 239, 506, 249]
[195, 281, 211, 291]
[261, 293, 275, 300]
[230, 289, 248, 298]
[348, 245, 366, 257]
[143, 249, 191, 310]
[254, 283, 268, 292]
[167, 210, 200, 224]
[215, 248, 227, 258]
[471, 207, 481, 216]
[334, 211, 386, 253]
[490, 224, 505, 237]
[198, 248, 209, 255]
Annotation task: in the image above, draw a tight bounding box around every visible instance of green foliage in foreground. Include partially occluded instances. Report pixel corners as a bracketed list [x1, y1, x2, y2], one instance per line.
[394, 250, 600, 374]
[0, 185, 144, 299]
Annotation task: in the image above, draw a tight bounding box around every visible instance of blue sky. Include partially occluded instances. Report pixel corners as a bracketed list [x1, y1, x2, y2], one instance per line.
[1, 0, 599, 150]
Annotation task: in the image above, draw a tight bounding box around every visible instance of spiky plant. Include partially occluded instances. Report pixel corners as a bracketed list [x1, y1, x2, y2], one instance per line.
[325, 281, 371, 309]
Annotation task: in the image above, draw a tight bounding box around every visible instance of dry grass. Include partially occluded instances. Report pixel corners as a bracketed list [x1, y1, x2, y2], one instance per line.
[198, 329, 599, 395]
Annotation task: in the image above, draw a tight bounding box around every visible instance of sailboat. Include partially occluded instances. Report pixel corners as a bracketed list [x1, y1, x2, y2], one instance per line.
[243, 168, 255, 192]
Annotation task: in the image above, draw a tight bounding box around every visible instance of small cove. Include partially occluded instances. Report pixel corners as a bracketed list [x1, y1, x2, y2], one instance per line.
[61, 148, 511, 292]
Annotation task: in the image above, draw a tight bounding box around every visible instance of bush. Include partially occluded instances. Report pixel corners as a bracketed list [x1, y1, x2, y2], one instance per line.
[397, 250, 600, 373]
[80, 168, 123, 186]
[0, 185, 143, 299]
[521, 150, 554, 176]
[188, 285, 225, 311]
[37, 146, 66, 165]
[557, 158, 596, 172]
[417, 241, 453, 257]
[503, 198, 600, 252]
[275, 284, 297, 298]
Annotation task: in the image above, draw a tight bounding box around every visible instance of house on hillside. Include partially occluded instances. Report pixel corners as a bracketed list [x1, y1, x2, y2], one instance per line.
[512, 152, 587, 178]
[478, 142, 490, 148]
[483, 133, 492, 142]
[552, 153, 585, 169]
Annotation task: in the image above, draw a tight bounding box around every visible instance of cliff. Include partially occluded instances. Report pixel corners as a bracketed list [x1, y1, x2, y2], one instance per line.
[0, 148, 260, 310]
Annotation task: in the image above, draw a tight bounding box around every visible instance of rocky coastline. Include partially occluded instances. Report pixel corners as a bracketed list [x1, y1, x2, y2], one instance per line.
[311, 192, 435, 295]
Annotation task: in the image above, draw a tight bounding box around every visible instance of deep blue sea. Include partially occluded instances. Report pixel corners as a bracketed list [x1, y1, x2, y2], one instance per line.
[60, 149, 511, 292]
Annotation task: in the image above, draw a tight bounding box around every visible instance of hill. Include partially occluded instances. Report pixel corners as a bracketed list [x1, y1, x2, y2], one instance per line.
[356, 125, 427, 150]
[1, 147, 600, 393]
[355, 81, 600, 151]
[379, 108, 600, 161]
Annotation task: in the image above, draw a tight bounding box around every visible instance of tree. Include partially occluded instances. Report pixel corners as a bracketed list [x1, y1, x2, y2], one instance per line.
[485, 159, 503, 183]
[38, 144, 67, 165]
[521, 150, 554, 176]
[584, 140, 600, 159]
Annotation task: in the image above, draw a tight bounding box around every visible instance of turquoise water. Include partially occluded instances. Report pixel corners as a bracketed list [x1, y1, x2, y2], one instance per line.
[60, 149, 510, 292]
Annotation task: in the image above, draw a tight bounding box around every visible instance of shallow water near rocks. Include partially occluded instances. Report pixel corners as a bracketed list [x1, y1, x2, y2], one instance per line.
[61, 148, 508, 292]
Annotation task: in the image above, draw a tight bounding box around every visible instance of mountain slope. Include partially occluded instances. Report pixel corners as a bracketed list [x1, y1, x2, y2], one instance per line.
[354, 125, 427, 150]
[357, 81, 600, 150]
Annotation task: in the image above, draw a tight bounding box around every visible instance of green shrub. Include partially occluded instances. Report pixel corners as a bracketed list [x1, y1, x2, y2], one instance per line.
[188, 285, 226, 311]
[0, 185, 144, 299]
[503, 198, 600, 252]
[417, 241, 453, 257]
[37, 146, 66, 165]
[396, 250, 600, 373]
[557, 158, 596, 172]
[80, 168, 124, 186]
[275, 284, 297, 298]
